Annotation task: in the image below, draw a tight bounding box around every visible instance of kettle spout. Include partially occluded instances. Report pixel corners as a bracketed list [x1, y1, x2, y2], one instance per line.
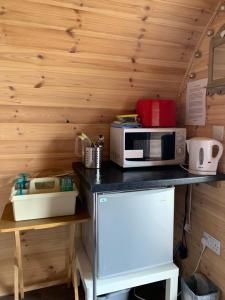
[186, 140, 190, 153]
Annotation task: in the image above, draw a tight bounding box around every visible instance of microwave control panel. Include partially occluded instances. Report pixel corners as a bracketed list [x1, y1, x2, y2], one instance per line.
[175, 129, 186, 160]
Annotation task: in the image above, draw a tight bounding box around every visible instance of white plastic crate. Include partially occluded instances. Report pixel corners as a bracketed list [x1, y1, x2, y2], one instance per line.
[11, 177, 78, 221]
[181, 274, 220, 300]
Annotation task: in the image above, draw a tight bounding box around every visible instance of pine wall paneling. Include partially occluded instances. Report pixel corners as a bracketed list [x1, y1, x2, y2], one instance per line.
[0, 0, 221, 295]
[175, 11, 225, 300]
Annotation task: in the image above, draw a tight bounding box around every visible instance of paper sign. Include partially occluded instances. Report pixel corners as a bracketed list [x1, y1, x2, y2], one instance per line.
[185, 78, 208, 126]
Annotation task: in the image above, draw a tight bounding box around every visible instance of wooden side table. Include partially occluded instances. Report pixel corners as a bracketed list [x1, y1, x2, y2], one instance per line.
[0, 203, 89, 300]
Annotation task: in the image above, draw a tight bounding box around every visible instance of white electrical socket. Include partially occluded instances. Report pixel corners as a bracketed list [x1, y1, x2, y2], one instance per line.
[184, 223, 191, 233]
[212, 125, 224, 142]
[202, 232, 221, 255]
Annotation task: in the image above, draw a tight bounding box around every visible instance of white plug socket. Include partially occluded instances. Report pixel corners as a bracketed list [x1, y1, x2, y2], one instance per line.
[202, 232, 221, 255]
[201, 237, 207, 247]
[184, 223, 191, 233]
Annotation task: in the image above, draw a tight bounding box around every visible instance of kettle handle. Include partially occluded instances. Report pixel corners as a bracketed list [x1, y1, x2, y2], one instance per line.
[211, 140, 223, 162]
[186, 140, 190, 153]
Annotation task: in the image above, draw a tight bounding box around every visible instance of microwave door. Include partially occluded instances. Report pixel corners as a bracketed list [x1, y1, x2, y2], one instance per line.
[161, 134, 175, 160]
[149, 132, 175, 161]
[149, 140, 162, 160]
[125, 132, 150, 161]
[124, 131, 176, 162]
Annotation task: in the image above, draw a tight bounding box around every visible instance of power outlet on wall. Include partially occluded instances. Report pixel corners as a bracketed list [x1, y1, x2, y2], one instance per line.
[202, 232, 221, 255]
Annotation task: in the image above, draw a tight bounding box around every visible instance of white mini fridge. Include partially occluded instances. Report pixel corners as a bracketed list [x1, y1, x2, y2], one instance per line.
[82, 187, 174, 278]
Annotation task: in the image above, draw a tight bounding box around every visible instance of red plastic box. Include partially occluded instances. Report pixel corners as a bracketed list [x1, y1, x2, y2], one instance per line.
[136, 99, 176, 127]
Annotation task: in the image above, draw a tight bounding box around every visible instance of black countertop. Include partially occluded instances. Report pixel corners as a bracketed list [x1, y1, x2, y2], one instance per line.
[73, 161, 225, 193]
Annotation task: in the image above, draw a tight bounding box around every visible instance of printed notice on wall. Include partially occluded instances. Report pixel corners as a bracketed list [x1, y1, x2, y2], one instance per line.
[185, 78, 208, 126]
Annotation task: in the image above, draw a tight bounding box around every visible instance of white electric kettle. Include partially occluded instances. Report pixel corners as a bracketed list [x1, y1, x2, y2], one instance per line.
[186, 137, 223, 175]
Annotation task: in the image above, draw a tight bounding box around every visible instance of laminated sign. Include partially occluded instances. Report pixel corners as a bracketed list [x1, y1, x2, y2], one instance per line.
[185, 78, 208, 126]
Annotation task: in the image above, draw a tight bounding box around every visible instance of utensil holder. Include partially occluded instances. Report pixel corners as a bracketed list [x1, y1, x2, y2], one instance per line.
[85, 146, 103, 169]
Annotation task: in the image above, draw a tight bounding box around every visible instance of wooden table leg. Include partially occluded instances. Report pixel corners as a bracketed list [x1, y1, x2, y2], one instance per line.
[72, 236, 79, 300]
[67, 224, 76, 287]
[15, 231, 24, 299]
[14, 261, 19, 300]
[66, 224, 79, 300]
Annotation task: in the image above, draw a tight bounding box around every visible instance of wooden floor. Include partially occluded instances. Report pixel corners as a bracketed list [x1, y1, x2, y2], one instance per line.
[0, 281, 168, 299]
[0, 285, 81, 300]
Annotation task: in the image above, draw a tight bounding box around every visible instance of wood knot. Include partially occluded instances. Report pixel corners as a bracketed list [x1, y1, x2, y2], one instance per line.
[37, 54, 44, 59]
[69, 46, 77, 53]
[34, 80, 44, 88]
[0, 6, 6, 15]
[141, 16, 148, 22]
[131, 57, 136, 64]
[66, 27, 76, 38]
[138, 33, 144, 40]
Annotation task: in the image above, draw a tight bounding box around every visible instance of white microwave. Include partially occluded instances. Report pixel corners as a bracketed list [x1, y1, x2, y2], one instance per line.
[110, 127, 186, 168]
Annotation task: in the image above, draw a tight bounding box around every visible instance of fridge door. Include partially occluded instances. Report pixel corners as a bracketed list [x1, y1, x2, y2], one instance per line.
[97, 187, 174, 278]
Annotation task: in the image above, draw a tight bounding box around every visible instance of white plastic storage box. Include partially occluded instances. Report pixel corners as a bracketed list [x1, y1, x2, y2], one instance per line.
[181, 274, 220, 300]
[97, 289, 130, 300]
[11, 177, 78, 221]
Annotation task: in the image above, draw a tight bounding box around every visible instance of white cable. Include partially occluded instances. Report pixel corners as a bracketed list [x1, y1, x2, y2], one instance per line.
[193, 244, 206, 274]
[184, 185, 193, 233]
[55, 171, 74, 177]
[188, 185, 192, 226]
[179, 164, 189, 172]
[134, 288, 147, 300]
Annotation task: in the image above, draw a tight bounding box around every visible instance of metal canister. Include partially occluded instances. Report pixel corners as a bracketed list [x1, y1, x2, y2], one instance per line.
[84, 146, 103, 169]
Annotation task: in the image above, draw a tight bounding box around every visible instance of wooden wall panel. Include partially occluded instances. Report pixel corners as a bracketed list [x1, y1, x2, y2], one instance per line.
[0, 0, 221, 295]
[176, 12, 225, 300]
